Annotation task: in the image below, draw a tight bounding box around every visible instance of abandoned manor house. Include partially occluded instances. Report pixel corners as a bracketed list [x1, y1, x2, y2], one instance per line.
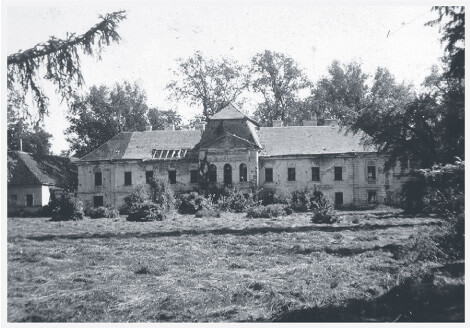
[77, 104, 406, 210]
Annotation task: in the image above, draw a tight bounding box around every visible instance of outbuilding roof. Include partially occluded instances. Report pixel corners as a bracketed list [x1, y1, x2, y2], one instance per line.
[257, 125, 376, 157]
[79, 130, 203, 161]
[8, 151, 78, 189]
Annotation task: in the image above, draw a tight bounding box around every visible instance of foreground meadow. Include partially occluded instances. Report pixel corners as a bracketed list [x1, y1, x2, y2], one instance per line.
[7, 208, 464, 322]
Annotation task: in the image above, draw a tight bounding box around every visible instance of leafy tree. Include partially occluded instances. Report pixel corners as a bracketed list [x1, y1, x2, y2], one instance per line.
[166, 51, 250, 120]
[66, 81, 148, 158]
[311, 60, 369, 125]
[426, 6, 465, 81]
[250, 50, 312, 126]
[8, 90, 52, 154]
[7, 11, 126, 119]
[148, 108, 182, 130]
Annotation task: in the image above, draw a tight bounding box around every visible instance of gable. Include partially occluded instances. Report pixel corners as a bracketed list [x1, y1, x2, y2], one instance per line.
[199, 133, 258, 150]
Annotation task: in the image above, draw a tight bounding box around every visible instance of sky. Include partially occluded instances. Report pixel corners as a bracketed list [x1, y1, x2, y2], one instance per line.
[4, 1, 445, 155]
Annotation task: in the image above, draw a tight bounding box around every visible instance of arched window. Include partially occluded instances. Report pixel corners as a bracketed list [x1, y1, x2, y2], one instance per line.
[239, 163, 247, 182]
[208, 164, 217, 183]
[224, 164, 232, 185]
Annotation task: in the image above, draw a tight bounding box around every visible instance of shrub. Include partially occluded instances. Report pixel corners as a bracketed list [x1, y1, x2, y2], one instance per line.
[290, 190, 312, 212]
[195, 208, 221, 218]
[273, 186, 292, 206]
[87, 206, 120, 219]
[50, 193, 84, 221]
[178, 192, 209, 214]
[311, 192, 338, 224]
[127, 201, 166, 222]
[148, 178, 176, 212]
[215, 187, 256, 213]
[246, 204, 286, 218]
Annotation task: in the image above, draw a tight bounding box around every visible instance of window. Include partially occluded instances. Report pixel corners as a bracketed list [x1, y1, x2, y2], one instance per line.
[26, 194, 33, 206]
[9, 194, 18, 206]
[239, 163, 248, 182]
[334, 167, 343, 181]
[367, 165, 376, 182]
[335, 192, 343, 206]
[190, 170, 199, 183]
[265, 168, 273, 183]
[224, 164, 232, 185]
[368, 191, 377, 204]
[168, 170, 176, 184]
[287, 168, 296, 181]
[124, 172, 132, 185]
[146, 170, 154, 184]
[94, 172, 102, 186]
[208, 164, 217, 183]
[93, 196, 104, 207]
[312, 167, 320, 181]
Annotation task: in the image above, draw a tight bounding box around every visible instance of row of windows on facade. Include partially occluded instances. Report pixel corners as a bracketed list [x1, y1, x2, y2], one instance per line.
[94, 165, 377, 186]
[8, 194, 34, 206]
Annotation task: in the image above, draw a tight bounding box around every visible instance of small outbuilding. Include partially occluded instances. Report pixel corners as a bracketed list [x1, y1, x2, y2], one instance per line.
[7, 151, 78, 215]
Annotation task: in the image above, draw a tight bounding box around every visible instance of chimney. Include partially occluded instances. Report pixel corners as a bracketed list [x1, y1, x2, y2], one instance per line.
[324, 118, 338, 127]
[19, 138, 23, 152]
[194, 121, 206, 131]
[164, 123, 175, 131]
[145, 125, 152, 131]
[303, 114, 318, 126]
[272, 120, 283, 127]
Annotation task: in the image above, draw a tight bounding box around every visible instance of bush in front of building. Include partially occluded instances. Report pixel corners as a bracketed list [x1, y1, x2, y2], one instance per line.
[49, 193, 84, 221]
[86, 206, 120, 219]
[246, 204, 286, 218]
[273, 186, 292, 206]
[215, 187, 256, 213]
[148, 178, 177, 212]
[127, 201, 166, 222]
[195, 207, 221, 218]
[310, 192, 338, 224]
[178, 192, 210, 214]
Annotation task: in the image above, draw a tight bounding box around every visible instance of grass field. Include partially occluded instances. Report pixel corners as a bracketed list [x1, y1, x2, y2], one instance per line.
[7, 207, 464, 322]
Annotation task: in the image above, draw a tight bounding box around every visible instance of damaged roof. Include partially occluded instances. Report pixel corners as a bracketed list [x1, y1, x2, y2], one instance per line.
[257, 126, 376, 157]
[8, 151, 78, 189]
[79, 130, 203, 161]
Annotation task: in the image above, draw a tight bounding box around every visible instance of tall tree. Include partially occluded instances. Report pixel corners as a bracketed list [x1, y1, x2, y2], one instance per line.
[66, 81, 148, 158]
[166, 52, 250, 120]
[250, 50, 312, 126]
[7, 90, 52, 154]
[311, 61, 369, 125]
[7, 11, 126, 119]
[148, 108, 183, 130]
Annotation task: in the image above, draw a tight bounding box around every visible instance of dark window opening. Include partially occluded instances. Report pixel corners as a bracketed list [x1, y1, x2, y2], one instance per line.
[312, 167, 320, 181]
[93, 196, 104, 207]
[190, 170, 199, 183]
[208, 164, 217, 183]
[288, 168, 296, 181]
[124, 172, 132, 185]
[334, 167, 343, 181]
[239, 163, 248, 182]
[168, 170, 176, 184]
[265, 168, 273, 183]
[94, 172, 102, 186]
[335, 192, 343, 206]
[26, 194, 33, 206]
[368, 191, 377, 204]
[367, 166, 376, 182]
[9, 194, 18, 206]
[146, 170, 154, 184]
[224, 164, 232, 185]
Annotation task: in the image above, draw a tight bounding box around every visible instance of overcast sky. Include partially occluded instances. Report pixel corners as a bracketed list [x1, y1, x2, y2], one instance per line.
[5, 2, 445, 154]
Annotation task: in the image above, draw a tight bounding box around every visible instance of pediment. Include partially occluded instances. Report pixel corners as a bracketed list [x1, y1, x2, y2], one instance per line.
[200, 133, 257, 150]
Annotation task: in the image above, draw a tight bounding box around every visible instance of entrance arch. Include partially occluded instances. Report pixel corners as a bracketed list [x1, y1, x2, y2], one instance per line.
[224, 164, 232, 185]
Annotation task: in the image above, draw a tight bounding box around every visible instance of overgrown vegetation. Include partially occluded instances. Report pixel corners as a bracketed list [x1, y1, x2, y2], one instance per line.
[310, 192, 338, 224]
[49, 193, 84, 221]
[86, 206, 119, 219]
[246, 204, 287, 218]
[124, 178, 176, 222]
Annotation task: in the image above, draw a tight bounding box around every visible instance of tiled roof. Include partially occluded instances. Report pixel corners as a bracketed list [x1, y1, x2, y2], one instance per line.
[8, 151, 78, 189]
[210, 103, 259, 126]
[257, 126, 376, 157]
[79, 130, 203, 161]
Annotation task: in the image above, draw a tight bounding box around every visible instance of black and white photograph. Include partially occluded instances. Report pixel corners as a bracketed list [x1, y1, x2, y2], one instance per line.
[3, 0, 465, 324]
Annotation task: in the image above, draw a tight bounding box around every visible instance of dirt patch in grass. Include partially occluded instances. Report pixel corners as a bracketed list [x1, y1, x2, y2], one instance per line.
[7, 210, 459, 322]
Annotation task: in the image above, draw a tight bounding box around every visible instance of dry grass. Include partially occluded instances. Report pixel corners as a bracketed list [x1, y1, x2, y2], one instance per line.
[7, 208, 454, 322]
